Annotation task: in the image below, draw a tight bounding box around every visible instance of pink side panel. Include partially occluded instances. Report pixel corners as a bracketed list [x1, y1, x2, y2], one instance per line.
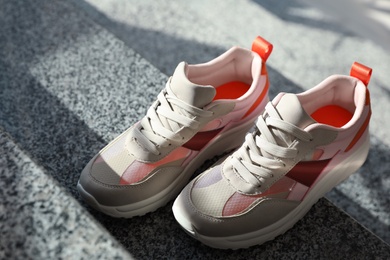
[120, 146, 191, 185]
[222, 176, 296, 216]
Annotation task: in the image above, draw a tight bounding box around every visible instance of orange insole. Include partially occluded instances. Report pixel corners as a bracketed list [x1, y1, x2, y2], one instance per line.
[311, 105, 353, 127]
[213, 81, 250, 100]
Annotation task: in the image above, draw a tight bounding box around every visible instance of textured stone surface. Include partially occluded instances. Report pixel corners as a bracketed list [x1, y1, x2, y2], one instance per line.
[0, 130, 131, 259]
[0, 0, 389, 259]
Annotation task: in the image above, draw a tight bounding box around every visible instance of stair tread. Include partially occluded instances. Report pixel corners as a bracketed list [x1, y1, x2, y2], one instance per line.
[0, 0, 389, 258]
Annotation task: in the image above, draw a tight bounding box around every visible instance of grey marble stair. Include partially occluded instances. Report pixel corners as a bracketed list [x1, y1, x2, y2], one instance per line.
[0, 130, 131, 259]
[0, 0, 389, 259]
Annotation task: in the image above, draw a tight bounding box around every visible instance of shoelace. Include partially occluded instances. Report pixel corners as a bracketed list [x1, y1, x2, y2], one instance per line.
[231, 102, 313, 187]
[133, 81, 213, 155]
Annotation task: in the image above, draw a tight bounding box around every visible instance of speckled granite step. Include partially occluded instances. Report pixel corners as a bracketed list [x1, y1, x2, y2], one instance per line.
[0, 0, 389, 259]
[0, 130, 131, 259]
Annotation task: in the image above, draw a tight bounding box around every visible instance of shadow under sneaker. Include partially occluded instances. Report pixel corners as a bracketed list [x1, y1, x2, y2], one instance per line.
[172, 62, 372, 249]
[78, 36, 273, 218]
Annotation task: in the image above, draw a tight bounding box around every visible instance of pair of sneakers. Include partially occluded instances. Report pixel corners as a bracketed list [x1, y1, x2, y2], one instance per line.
[78, 36, 372, 249]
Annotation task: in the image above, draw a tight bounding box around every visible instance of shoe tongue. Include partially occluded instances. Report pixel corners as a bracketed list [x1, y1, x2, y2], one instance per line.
[260, 93, 316, 150]
[274, 93, 316, 129]
[169, 62, 216, 108]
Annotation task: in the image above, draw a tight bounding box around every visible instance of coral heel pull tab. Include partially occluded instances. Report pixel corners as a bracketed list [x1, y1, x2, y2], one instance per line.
[350, 62, 372, 86]
[252, 36, 273, 62]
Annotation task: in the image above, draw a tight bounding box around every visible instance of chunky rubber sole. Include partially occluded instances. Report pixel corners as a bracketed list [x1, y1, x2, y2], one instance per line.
[77, 115, 261, 218]
[172, 134, 370, 249]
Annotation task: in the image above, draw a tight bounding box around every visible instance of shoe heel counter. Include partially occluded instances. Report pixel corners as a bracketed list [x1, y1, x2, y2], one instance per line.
[241, 62, 270, 120]
[350, 61, 372, 109]
[345, 62, 373, 152]
[241, 36, 273, 120]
